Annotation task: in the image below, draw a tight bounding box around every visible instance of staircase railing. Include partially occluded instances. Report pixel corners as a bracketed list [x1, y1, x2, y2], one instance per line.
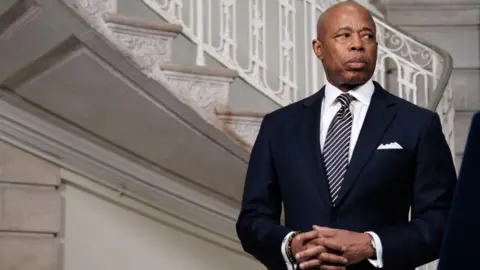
[75, 0, 454, 154]
[371, 11, 455, 156]
[141, 0, 454, 152]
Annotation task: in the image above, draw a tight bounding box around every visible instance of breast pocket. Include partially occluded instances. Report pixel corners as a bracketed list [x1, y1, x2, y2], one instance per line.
[360, 149, 415, 197]
[374, 149, 412, 164]
[371, 149, 414, 177]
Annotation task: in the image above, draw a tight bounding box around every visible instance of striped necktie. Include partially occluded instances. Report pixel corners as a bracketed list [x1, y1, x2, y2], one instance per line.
[323, 93, 354, 205]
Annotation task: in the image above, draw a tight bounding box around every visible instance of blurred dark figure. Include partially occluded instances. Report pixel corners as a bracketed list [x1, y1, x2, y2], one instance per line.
[438, 112, 480, 269]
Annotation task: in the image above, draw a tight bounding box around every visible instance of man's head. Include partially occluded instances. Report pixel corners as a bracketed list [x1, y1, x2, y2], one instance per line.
[312, 1, 377, 90]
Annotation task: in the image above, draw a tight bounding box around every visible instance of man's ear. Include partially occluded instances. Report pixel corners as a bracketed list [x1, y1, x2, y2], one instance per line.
[312, 39, 323, 60]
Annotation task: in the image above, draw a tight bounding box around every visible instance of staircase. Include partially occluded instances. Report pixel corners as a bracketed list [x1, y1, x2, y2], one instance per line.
[379, 0, 480, 171]
[72, 0, 455, 155]
[0, 0, 455, 269]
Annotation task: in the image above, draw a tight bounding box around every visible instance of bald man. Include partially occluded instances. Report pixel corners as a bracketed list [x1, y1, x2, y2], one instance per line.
[236, 2, 456, 270]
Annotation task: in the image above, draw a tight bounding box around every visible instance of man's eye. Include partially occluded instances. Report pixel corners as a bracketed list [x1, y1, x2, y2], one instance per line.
[338, 33, 350, 38]
[364, 34, 375, 39]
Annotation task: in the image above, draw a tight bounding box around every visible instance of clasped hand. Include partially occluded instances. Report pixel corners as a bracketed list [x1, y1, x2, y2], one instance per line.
[292, 225, 374, 270]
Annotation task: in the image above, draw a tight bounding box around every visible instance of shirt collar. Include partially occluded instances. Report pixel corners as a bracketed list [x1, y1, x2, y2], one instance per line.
[324, 79, 374, 107]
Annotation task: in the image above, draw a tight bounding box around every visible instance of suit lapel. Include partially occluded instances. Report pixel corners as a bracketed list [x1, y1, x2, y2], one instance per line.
[335, 84, 397, 206]
[303, 88, 332, 209]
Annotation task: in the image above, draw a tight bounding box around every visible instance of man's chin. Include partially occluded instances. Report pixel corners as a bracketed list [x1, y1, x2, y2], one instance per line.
[342, 72, 372, 85]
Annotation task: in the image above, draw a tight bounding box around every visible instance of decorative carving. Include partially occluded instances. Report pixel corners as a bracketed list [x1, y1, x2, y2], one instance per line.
[231, 120, 260, 146]
[217, 0, 236, 65]
[77, 0, 116, 17]
[162, 72, 231, 123]
[377, 22, 436, 69]
[107, 22, 175, 72]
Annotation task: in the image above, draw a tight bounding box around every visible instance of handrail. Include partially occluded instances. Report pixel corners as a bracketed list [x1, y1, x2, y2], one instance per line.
[369, 12, 453, 111]
[139, 0, 453, 111]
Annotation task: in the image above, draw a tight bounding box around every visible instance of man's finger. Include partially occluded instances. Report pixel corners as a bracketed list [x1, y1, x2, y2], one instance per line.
[318, 252, 348, 265]
[296, 230, 318, 243]
[299, 258, 322, 269]
[313, 225, 337, 237]
[322, 238, 347, 252]
[319, 265, 346, 270]
[296, 245, 326, 261]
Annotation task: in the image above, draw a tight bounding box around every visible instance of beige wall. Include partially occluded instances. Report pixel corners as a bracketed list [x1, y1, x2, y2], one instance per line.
[0, 141, 62, 270]
[0, 139, 262, 270]
[62, 176, 263, 270]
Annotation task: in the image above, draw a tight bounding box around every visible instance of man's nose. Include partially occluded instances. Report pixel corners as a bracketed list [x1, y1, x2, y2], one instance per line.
[350, 34, 364, 51]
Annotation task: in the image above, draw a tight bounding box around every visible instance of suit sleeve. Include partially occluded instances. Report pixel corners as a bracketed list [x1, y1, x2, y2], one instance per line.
[376, 112, 457, 269]
[236, 114, 293, 269]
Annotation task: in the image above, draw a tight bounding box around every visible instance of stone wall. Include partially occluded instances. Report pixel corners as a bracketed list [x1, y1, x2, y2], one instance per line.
[0, 141, 62, 270]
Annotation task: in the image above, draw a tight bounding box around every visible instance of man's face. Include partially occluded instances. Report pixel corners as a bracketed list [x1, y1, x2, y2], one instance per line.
[313, 6, 377, 86]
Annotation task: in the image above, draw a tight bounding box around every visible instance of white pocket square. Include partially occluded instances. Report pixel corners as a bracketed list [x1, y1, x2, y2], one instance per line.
[377, 142, 403, 150]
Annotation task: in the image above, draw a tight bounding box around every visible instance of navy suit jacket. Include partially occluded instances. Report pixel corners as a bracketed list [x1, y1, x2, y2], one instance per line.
[236, 82, 457, 270]
[438, 112, 480, 269]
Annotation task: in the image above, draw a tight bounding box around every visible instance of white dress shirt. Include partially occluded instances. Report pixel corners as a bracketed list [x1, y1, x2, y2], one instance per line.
[281, 79, 384, 269]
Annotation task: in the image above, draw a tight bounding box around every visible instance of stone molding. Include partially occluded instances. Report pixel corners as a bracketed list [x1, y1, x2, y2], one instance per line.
[0, 97, 240, 246]
[104, 13, 181, 66]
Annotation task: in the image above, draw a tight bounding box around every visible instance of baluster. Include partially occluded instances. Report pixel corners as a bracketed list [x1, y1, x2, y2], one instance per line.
[249, 0, 266, 87]
[207, 0, 212, 46]
[431, 52, 439, 90]
[219, 0, 236, 64]
[167, 0, 183, 23]
[400, 66, 415, 103]
[278, 0, 296, 100]
[189, 0, 194, 29]
[302, 0, 310, 98]
[310, 0, 318, 93]
[196, 0, 205, 65]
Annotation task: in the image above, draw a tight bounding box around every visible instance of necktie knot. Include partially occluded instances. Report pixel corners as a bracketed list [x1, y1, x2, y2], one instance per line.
[336, 93, 353, 119]
[337, 93, 353, 108]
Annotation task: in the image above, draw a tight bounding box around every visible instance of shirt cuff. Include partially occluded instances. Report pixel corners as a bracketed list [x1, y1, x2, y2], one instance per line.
[281, 232, 297, 270]
[366, 231, 384, 268]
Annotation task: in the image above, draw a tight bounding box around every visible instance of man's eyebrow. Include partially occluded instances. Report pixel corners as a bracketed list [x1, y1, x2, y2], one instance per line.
[360, 27, 375, 32]
[335, 26, 375, 33]
[336, 26, 353, 32]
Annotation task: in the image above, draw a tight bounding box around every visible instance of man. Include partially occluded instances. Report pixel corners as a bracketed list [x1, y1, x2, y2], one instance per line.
[438, 112, 480, 269]
[236, 1, 457, 270]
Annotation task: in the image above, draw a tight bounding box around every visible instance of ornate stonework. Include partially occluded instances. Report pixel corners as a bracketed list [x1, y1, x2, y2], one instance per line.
[106, 22, 177, 72]
[162, 72, 232, 123]
[77, 0, 116, 17]
[67, 0, 238, 135]
[70, 0, 171, 82]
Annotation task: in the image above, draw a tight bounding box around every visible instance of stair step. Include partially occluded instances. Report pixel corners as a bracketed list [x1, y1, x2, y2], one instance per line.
[160, 63, 238, 78]
[215, 106, 266, 151]
[160, 64, 238, 124]
[103, 13, 182, 64]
